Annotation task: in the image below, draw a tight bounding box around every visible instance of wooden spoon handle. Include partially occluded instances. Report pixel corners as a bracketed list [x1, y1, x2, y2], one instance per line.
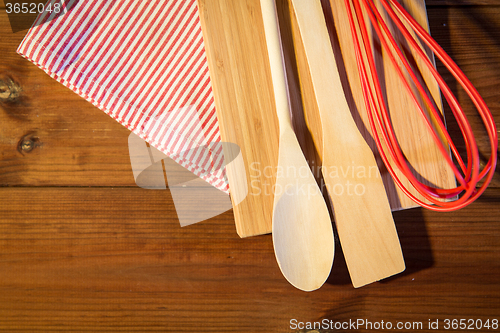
[259, 0, 292, 135]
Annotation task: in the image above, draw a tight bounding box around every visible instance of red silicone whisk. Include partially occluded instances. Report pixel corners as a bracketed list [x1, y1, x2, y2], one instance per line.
[343, 0, 498, 211]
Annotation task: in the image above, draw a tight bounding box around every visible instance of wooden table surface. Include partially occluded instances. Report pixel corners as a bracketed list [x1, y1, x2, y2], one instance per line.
[1, 0, 499, 332]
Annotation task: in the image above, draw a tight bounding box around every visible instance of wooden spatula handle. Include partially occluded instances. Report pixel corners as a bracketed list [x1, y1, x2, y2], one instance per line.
[290, 0, 405, 288]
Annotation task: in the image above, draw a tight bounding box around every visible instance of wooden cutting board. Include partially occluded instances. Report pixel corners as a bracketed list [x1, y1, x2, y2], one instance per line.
[198, 0, 279, 238]
[198, 0, 456, 238]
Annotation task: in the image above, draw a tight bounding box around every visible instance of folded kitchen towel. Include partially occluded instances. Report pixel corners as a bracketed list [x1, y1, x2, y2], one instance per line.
[17, 0, 229, 193]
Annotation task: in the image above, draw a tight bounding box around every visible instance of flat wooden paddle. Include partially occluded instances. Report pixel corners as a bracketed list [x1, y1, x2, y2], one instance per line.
[259, 0, 334, 291]
[289, 0, 405, 288]
[197, 0, 280, 238]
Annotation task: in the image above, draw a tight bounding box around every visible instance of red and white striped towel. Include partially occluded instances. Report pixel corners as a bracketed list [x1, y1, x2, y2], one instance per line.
[17, 0, 229, 193]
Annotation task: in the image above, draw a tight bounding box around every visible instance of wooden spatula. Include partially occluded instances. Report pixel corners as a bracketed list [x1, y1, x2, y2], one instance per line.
[289, 0, 405, 288]
[259, 0, 334, 291]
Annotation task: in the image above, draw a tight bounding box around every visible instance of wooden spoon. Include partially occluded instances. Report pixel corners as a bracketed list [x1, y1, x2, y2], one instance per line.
[289, 0, 405, 288]
[259, 0, 334, 291]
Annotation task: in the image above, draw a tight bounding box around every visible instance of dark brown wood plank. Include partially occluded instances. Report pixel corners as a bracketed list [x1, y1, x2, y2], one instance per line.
[0, 9, 137, 187]
[0, 187, 498, 331]
[2, 1, 500, 7]
[1, 2, 500, 332]
[0, 9, 225, 189]
[427, 6, 500, 187]
[427, 1, 500, 5]
[2, 5, 500, 188]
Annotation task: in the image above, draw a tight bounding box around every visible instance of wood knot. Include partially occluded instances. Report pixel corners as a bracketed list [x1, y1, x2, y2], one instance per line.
[17, 133, 41, 155]
[215, 52, 224, 71]
[21, 139, 34, 152]
[0, 76, 22, 103]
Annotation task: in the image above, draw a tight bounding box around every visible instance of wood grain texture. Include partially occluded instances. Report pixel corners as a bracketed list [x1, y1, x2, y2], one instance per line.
[427, 0, 500, 5]
[1, 3, 498, 187]
[0, 187, 498, 331]
[0, 11, 136, 187]
[198, 0, 280, 238]
[427, 6, 500, 188]
[1, 3, 500, 332]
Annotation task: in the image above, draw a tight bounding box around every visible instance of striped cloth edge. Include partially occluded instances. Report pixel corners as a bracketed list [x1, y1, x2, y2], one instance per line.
[17, 0, 230, 193]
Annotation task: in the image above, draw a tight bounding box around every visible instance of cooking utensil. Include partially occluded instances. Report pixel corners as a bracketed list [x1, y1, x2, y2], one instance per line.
[327, 0, 458, 210]
[344, 0, 497, 210]
[289, 0, 404, 288]
[260, 0, 334, 291]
